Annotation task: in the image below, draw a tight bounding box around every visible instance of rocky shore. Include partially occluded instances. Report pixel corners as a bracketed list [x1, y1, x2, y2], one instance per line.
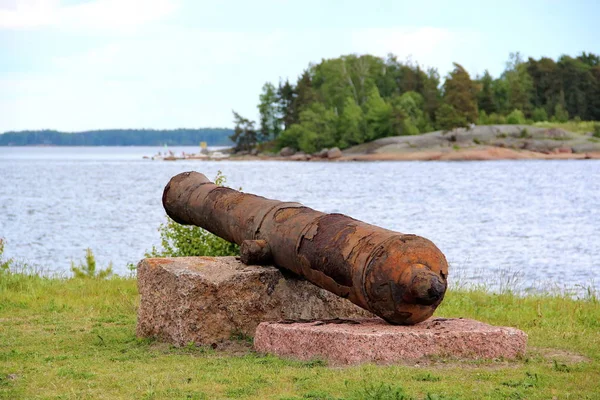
[152, 125, 600, 162]
[339, 124, 600, 161]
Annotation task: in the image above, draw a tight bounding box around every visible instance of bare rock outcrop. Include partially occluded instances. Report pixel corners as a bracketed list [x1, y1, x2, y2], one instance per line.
[279, 147, 296, 157]
[326, 147, 342, 159]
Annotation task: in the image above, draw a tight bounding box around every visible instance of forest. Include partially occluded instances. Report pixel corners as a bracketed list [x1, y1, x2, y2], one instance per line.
[0, 128, 234, 146]
[231, 52, 600, 153]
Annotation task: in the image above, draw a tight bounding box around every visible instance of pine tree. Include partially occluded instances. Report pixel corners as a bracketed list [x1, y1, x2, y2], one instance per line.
[293, 70, 318, 120]
[230, 111, 258, 152]
[443, 63, 478, 123]
[277, 79, 296, 130]
[476, 70, 496, 114]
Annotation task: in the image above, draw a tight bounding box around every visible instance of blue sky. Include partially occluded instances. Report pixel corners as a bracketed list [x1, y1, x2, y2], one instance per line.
[1, 0, 599, 132]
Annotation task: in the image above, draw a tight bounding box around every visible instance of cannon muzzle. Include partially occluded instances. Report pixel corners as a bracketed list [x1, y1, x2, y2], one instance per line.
[162, 171, 448, 325]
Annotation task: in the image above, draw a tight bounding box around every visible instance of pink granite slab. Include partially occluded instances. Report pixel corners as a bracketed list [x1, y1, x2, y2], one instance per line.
[254, 317, 527, 365]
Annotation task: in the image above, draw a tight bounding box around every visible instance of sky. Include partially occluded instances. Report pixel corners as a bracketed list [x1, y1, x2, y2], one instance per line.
[1, 0, 599, 132]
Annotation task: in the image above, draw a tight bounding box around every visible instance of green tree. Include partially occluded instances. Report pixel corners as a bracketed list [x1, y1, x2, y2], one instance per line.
[527, 57, 561, 115]
[344, 54, 382, 105]
[376, 54, 402, 98]
[532, 107, 548, 122]
[277, 126, 301, 150]
[491, 78, 510, 114]
[230, 111, 258, 152]
[293, 70, 319, 119]
[558, 55, 595, 120]
[363, 86, 393, 140]
[435, 103, 467, 130]
[281, 103, 338, 153]
[503, 52, 533, 114]
[553, 103, 569, 123]
[312, 58, 355, 113]
[443, 63, 478, 123]
[506, 109, 526, 124]
[277, 79, 296, 129]
[337, 96, 366, 147]
[589, 65, 600, 120]
[258, 82, 281, 141]
[476, 70, 496, 114]
[391, 91, 430, 134]
[421, 67, 442, 121]
[477, 110, 490, 125]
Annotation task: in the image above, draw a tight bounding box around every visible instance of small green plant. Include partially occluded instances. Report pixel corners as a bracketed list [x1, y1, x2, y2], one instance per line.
[414, 372, 441, 382]
[518, 128, 532, 139]
[351, 382, 409, 400]
[126, 262, 137, 274]
[452, 144, 461, 151]
[146, 171, 239, 258]
[496, 132, 508, 139]
[501, 372, 540, 388]
[71, 248, 113, 279]
[593, 123, 600, 138]
[506, 109, 526, 125]
[532, 107, 548, 122]
[552, 359, 571, 372]
[488, 113, 506, 125]
[0, 238, 12, 273]
[553, 104, 569, 123]
[229, 331, 253, 344]
[473, 137, 481, 145]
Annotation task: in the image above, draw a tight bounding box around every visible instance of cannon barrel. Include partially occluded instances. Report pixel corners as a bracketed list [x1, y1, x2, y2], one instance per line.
[162, 171, 448, 325]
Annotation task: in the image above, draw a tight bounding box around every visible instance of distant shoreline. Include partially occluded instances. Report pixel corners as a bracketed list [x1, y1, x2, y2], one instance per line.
[0, 128, 234, 147]
[156, 124, 600, 162]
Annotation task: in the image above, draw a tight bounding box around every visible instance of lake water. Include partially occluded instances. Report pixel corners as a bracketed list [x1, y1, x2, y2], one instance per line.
[1, 146, 599, 294]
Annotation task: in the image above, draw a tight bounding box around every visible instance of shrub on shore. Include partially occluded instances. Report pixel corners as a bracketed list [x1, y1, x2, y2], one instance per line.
[70, 248, 113, 279]
[0, 238, 11, 272]
[145, 171, 239, 258]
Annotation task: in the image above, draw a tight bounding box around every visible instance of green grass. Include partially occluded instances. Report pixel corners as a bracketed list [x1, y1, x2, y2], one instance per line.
[532, 120, 598, 135]
[1, 272, 599, 399]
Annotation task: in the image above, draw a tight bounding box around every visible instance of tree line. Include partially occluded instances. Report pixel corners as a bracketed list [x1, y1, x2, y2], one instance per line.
[231, 52, 600, 153]
[0, 128, 234, 146]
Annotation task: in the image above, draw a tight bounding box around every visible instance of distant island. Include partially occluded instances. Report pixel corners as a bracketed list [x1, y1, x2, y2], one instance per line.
[0, 128, 234, 146]
[228, 51, 600, 156]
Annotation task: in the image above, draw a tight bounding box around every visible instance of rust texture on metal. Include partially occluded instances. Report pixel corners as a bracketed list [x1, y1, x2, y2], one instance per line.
[162, 171, 448, 325]
[240, 240, 272, 265]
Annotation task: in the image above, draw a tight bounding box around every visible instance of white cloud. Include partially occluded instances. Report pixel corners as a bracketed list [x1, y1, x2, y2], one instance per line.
[0, 27, 287, 131]
[0, 0, 178, 31]
[351, 26, 483, 75]
[0, 21, 486, 131]
[50, 27, 285, 80]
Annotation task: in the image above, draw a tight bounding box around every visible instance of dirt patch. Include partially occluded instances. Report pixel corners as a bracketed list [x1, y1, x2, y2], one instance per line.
[532, 347, 591, 364]
[212, 339, 254, 356]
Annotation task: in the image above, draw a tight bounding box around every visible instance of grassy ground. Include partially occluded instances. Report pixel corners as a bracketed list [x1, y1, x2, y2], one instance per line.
[532, 120, 599, 135]
[1, 272, 599, 400]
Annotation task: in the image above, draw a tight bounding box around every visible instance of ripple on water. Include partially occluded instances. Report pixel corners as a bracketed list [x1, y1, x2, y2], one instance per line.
[0, 147, 599, 294]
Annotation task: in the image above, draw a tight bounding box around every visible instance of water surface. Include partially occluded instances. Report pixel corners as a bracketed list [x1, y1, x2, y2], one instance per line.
[1, 146, 598, 293]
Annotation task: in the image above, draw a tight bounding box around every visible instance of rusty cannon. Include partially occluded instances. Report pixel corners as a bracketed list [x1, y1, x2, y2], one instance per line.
[162, 171, 448, 325]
